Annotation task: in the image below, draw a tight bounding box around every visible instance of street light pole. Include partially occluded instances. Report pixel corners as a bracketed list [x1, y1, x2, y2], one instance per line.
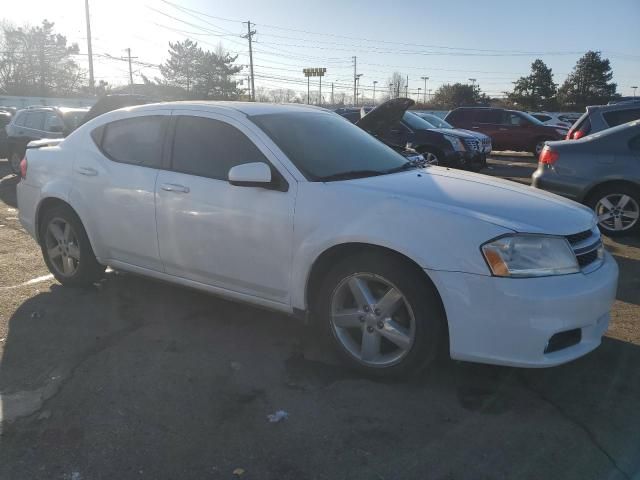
[417, 88, 422, 103]
[632, 86, 638, 97]
[421, 76, 429, 104]
[373, 80, 378, 104]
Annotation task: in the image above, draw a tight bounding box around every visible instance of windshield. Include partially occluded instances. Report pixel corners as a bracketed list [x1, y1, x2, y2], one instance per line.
[518, 111, 545, 126]
[402, 112, 436, 130]
[252, 111, 410, 181]
[417, 113, 453, 129]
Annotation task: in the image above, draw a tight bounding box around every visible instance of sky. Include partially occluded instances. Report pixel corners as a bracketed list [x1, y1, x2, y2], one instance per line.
[3, 0, 640, 101]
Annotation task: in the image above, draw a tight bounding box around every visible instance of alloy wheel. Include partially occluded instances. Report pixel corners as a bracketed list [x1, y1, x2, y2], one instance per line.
[423, 152, 439, 165]
[44, 217, 81, 277]
[595, 194, 640, 232]
[330, 273, 416, 367]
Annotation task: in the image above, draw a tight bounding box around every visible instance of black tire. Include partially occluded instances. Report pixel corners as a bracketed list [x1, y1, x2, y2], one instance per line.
[9, 149, 22, 175]
[39, 204, 106, 286]
[587, 185, 640, 237]
[419, 148, 441, 166]
[316, 250, 446, 377]
[533, 138, 551, 157]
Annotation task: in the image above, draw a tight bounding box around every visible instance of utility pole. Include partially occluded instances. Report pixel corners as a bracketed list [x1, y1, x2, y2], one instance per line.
[353, 56, 357, 106]
[421, 76, 429, 104]
[122, 48, 138, 94]
[373, 80, 378, 104]
[405, 75, 409, 98]
[319, 75, 322, 106]
[469, 78, 477, 95]
[417, 88, 422, 103]
[84, 0, 95, 93]
[331, 82, 334, 106]
[632, 86, 638, 97]
[247, 75, 251, 99]
[243, 21, 256, 101]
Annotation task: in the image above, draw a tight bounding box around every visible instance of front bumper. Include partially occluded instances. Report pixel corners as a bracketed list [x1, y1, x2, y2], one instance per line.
[428, 251, 618, 367]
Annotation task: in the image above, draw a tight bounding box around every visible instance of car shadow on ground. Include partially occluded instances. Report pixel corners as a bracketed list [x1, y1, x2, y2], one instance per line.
[1, 272, 639, 479]
[0, 160, 18, 208]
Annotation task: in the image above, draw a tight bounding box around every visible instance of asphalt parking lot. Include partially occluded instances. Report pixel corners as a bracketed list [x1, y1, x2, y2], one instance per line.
[0, 156, 639, 480]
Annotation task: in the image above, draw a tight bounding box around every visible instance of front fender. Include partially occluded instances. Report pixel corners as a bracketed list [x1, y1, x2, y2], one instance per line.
[289, 183, 510, 310]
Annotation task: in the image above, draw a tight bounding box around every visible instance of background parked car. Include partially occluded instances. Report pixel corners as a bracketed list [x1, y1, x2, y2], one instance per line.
[337, 99, 487, 171]
[5, 106, 88, 173]
[566, 102, 640, 140]
[529, 112, 581, 128]
[412, 112, 492, 156]
[79, 94, 151, 126]
[445, 107, 567, 156]
[532, 120, 640, 236]
[0, 112, 11, 159]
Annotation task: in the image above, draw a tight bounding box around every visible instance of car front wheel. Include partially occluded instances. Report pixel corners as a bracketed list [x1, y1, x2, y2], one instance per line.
[589, 186, 640, 237]
[317, 251, 446, 377]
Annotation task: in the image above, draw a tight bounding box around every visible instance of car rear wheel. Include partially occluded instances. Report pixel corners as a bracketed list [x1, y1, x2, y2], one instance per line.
[534, 139, 549, 157]
[40, 205, 106, 286]
[588, 186, 640, 237]
[9, 151, 22, 175]
[317, 251, 446, 377]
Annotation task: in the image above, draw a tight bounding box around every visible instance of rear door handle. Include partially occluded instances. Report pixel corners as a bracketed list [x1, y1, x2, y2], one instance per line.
[499, 128, 508, 131]
[161, 183, 190, 194]
[471, 126, 480, 129]
[76, 166, 98, 176]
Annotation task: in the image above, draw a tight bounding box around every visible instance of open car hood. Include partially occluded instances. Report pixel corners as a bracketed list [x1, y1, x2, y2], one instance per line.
[356, 98, 414, 135]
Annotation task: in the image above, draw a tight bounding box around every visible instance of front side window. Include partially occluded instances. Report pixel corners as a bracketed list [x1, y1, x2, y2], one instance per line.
[502, 112, 525, 126]
[252, 111, 409, 181]
[99, 116, 166, 168]
[171, 116, 268, 180]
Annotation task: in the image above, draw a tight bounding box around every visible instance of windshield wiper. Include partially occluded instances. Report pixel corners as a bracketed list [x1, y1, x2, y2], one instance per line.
[317, 170, 386, 182]
[383, 159, 424, 174]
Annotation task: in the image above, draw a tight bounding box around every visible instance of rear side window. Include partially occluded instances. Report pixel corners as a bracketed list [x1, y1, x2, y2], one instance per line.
[171, 116, 268, 181]
[98, 116, 166, 168]
[477, 110, 500, 124]
[603, 109, 640, 127]
[24, 112, 46, 130]
[13, 112, 27, 127]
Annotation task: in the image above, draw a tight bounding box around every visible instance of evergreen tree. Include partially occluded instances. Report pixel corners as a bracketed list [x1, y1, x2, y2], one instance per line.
[507, 59, 557, 111]
[558, 51, 617, 109]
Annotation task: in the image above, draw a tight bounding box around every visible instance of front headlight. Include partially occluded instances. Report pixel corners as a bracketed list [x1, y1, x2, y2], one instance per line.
[481, 234, 579, 278]
[444, 135, 465, 151]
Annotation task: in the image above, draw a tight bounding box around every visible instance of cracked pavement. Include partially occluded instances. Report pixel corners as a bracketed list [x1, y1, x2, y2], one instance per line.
[1, 158, 639, 480]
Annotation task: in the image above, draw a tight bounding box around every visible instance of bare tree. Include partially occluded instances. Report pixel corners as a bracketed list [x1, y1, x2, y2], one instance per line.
[387, 71, 405, 99]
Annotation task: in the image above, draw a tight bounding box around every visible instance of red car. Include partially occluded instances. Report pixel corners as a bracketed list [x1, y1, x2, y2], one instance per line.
[445, 107, 568, 156]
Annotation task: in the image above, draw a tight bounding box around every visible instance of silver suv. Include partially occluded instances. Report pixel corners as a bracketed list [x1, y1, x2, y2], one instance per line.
[567, 101, 640, 140]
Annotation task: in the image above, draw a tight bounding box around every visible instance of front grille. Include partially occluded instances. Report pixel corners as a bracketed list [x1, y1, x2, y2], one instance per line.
[566, 230, 592, 245]
[577, 249, 599, 268]
[463, 138, 480, 151]
[544, 329, 582, 354]
[565, 229, 603, 271]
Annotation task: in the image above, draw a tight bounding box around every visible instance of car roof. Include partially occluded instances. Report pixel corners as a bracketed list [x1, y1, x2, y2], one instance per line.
[127, 101, 329, 117]
[586, 102, 640, 113]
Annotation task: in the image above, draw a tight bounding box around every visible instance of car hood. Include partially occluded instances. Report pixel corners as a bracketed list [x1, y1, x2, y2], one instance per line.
[336, 168, 595, 235]
[356, 98, 414, 134]
[426, 127, 476, 139]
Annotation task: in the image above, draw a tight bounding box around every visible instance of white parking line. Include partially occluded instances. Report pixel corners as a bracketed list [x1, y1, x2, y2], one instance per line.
[0, 274, 54, 290]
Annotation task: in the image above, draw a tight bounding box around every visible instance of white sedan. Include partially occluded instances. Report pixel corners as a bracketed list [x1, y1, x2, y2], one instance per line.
[17, 102, 618, 376]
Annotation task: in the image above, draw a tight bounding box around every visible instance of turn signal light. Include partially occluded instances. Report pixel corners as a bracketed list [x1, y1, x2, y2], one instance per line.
[539, 147, 559, 165]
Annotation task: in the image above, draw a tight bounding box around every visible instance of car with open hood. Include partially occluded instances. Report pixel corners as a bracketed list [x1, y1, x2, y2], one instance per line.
[412, 111, 492, 158]
[336, 98, 488, 171]
[18, 102, 618, 376]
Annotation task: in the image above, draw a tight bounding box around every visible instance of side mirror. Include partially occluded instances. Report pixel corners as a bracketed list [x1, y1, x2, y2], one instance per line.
[228, 162, 272, 188]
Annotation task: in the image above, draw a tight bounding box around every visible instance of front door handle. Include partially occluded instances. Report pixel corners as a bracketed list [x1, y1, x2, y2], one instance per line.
[471, 126, 480, 129]
[76, 166, 98, 176]
[499, 128, 508, 131]
[160, 183, 190, 194]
